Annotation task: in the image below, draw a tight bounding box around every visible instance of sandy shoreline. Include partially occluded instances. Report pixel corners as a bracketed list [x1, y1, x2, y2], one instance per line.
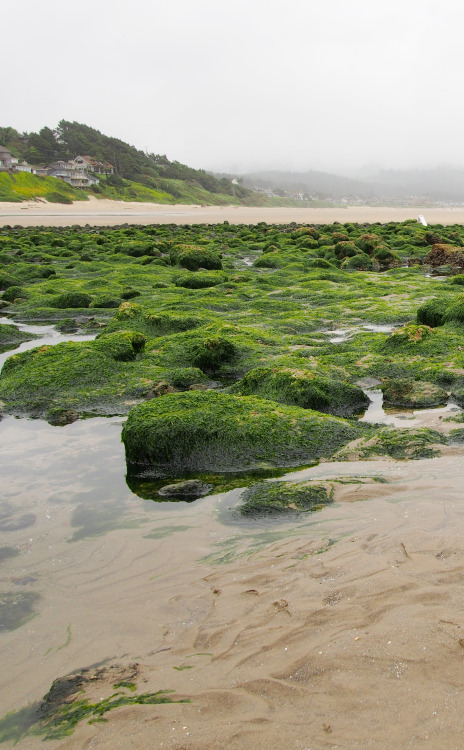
[3, 197, 464, 226]
[4, 433, 464, 749]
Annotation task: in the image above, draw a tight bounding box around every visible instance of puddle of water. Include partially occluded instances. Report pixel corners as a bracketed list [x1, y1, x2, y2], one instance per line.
[359, 387, 460, 427]
[322, 323, 394, 343]
[362, 323, 395, 333]
[0, 318, 96, 371]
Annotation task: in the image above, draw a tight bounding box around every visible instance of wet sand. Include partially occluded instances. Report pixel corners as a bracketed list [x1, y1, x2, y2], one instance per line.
[3, 408, 464, 748]
[3, 197, 464, 226]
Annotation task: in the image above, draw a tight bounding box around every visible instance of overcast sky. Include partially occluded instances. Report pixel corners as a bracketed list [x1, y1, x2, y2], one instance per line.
[4, 0, 464, 174]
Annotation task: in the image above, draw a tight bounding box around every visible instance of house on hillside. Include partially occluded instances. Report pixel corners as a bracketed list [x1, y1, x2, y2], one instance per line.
[72, 155, 114, 174]
[14, 161, 35, 173]
[47, 161, 100, 188]
[0, 146, 14, 170]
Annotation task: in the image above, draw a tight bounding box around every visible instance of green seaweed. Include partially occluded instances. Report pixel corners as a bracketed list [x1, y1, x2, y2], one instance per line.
[122, 391, 359, 476]
[0, 690, 186, 743]
[239, 480, 334, 516]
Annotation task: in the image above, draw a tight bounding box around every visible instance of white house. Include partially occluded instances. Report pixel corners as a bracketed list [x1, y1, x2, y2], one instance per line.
[72, 155, 114, 174]
[0, 145, 13, 170]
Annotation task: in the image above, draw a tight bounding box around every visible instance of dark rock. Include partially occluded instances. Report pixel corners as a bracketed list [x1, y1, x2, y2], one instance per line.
[158, 480, 213, 498]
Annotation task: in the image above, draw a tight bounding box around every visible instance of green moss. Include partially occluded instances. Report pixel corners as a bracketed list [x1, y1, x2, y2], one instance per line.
[381, 378, 447, 408]
[239, 480, 333, 516]
[381, 324, 435, 351]
[233, 366, 369, 416]
[335, 427, 446, 461]
[188, 336, 237, 375]
[0, 323, 36, 353]
[2, 285, 24, 302]
[443, 295, 464, 324]
[174, 270, 227, 288]
[94, 330, 146, 361]
[51, 292, 93, 309]
[416, 297, 448, 327]
[121, 391, 358, 475]
[176, 244, 222, 271]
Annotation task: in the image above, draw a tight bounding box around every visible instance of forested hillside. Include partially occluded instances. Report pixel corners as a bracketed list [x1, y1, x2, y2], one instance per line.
[0, 121, 251, 203]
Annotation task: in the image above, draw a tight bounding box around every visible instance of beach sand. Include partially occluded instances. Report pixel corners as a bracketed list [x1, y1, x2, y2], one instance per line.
[5, 441, 464, 750]
[3, 196, 464, 227]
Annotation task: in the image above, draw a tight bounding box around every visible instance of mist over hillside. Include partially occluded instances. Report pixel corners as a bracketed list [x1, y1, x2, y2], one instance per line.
[240, 167, 464, 203]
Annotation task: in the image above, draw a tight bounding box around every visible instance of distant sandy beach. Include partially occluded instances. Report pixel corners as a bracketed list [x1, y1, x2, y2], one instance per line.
[2, 196, 464, 226]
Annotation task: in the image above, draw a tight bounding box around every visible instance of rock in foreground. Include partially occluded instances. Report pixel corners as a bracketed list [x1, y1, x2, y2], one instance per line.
[121, 391, 358, 476]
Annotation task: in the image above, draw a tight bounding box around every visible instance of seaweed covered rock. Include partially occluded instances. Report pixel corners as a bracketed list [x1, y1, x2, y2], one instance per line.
[416, 298, 448, 327]
[443, 295, 464, 325]
[234, 366, 369, 416]
[121, 391, 358, 476]
[381, 378, 447, 408]
[188, 337, 237, 375]
[50, 292, 93, 309]
[175, 245, 222, 271]
[341, 253, 374, 271]
[174, 271, 226, 289]
[239, 481, 333, 516]
[425, 244, 464, 270]
[381, 324, 435, 351]
[0, 343, 117, 416]
[334, 427, 446, 461]
[94, 330, 146, 361]
[2, 285, 24, 302]
[0, 323, 36, 353]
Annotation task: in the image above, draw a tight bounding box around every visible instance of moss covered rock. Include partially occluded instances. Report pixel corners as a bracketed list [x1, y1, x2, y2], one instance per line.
[94, 330, 146, 361]
[239, 480, 333, 516]
[234, 366, 369, 416]
[416, 298, 448, 327]
[187, 336, 237, 375]
[121, 391, 358, 476]
[381, 324, 435, 351]
[176, 245, 222, 271]
[0, 323, 36, 353]
[381, 378, 447, 408]
[174, 271, 226, 289]
[50, 292, 92, 309]
[335, 427, 446, 461]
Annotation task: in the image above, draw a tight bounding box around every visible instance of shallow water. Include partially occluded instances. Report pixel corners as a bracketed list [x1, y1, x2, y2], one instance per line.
[360, 387, 460, 427]
[2, 318, 464, 737]
[0, 317, 96, 370]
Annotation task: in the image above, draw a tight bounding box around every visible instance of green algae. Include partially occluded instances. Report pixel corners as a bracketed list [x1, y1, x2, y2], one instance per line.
[380, 378, 447, 408]
[3, 220, 464, 438]
[0, 323, 35, 353]
[143, 525, 191, 539]
[334, 427, 447, 461]
[233, 365, 369, 416]
[0, 689, 186, 743]
[239, 481, 333, 516]
[122, 391, 359, 476]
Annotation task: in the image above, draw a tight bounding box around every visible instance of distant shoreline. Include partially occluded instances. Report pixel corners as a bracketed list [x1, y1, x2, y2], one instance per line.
[2, 196, 464, 226]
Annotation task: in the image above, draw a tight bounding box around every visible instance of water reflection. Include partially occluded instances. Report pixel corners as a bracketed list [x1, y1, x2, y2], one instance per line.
[0, 317, 96, 371]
